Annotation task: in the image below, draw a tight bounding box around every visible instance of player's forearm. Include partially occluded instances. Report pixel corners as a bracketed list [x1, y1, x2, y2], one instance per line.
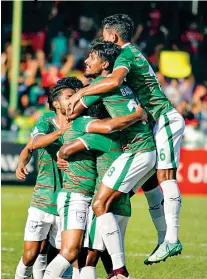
[88, 112, 142, 134]
[32, 130, 63, 150]
[106, 112, 140, 132]
[18, 146, 32, 168]
[80, 77, 120, 97]
[59, 140, 86, 159]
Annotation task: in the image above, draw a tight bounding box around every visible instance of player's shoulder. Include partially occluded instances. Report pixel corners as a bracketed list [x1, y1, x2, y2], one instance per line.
[38, 111, 56, 122]
[120, 44, 140, 59]
[91, 76, 106, 85]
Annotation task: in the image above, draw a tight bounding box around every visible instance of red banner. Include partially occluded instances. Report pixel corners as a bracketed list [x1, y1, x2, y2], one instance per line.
[177, 148, 207, 195]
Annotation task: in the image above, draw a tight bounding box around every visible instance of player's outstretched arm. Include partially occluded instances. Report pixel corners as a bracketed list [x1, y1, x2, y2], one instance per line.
[16, 137, 33, 180]
[32, 124, 70, 150]
[87, 105, 147, 134]
[58, 140, 87, 160]
[69, 67, 128, 112]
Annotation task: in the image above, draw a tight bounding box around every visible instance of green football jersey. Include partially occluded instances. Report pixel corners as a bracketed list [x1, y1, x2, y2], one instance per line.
[81, 77, 155, 154]
[61, 122, 97, 197]
[113, 44, 174, 121]
[59, 116, 120, 197]
[73, 116, 131, 217]
[30, 112, 63, 215]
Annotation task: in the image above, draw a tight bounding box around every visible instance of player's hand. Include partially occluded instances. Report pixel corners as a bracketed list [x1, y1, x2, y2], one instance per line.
[135, 104, 148, 122]
[59, 122, 71, 135]
[68, 90, 83, 113]
[16, 166, 29, 180]
[57, 156, 68, 170]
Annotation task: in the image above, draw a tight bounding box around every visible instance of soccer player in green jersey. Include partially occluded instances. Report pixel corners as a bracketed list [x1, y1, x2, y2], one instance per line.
[42, 79, 144, 279]
[69, 15, 185, 264]
[66, 41, 168, 278]
[14, 109, 72, 279]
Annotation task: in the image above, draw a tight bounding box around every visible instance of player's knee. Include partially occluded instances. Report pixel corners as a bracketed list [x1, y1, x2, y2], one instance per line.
[23, 249, 38, 266]
[92, 199, 106, 216]
[60, 246, 81, 263]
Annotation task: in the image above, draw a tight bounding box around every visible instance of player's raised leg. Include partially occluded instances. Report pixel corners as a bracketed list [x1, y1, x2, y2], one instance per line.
[145, 109, 185, 265]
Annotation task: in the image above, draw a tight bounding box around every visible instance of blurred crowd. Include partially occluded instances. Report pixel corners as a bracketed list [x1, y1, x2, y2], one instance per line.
[1, 1, 207, 147]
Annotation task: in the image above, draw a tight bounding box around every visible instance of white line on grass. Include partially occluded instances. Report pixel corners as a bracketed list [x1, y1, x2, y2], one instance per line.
[1, 247, 14, 252]
[127, 253, 207, 260]
[2, 232, 22, 236]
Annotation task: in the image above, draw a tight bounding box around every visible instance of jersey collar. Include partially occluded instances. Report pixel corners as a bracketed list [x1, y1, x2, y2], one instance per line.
[52, 119, 60, 129]
[121, 43, 131, 49]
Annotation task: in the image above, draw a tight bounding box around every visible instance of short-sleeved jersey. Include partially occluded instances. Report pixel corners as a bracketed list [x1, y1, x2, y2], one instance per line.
[30, 112, 63, 215]
[81, 77, 155, 154]
[73, 116, 131, 217]
[113, 44, 174, 121]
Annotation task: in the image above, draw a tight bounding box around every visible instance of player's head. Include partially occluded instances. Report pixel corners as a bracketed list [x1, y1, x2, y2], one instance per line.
[102, 14, 134, 43]
[48, 77, 83, 114]
[84, 40, 121, 78]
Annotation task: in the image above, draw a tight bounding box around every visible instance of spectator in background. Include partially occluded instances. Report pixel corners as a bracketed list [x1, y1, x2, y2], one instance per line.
[192, 85, 207, 134]
[164, 79, 182, 107]
[1, 94, 12, 130]
[51, 31, 67, 67]
[18, 93, 37, 117]
[181, 21, 203, 55]
[36, 50, 74, 89]
[178, 75, 196, 103]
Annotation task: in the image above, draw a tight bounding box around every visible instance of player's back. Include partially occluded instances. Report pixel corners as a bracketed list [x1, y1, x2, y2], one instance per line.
[114, 44, 173, 121]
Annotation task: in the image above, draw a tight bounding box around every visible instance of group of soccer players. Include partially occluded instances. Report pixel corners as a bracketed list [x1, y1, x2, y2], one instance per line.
[15, 14, 185, 279]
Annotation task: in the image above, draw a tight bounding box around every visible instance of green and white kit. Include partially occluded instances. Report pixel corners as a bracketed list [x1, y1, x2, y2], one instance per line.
[24, 111, 63, 249]
[81, 78, 156, 193]
[114, 43, 185, 169]
[73, 116, 131, 251]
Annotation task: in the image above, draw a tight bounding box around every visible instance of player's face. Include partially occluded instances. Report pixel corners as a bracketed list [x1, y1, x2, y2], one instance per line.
[103, 28, 116, 42]
[58, 88, 76, 115]
[84, 51, 106, 78]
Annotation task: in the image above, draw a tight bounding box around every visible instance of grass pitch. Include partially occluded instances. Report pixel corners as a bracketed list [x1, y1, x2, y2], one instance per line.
[2, 186, 207, 279]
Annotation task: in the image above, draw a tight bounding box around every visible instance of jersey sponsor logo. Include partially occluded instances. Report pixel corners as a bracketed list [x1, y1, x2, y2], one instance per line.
[120, 86, 133, 97]
[28, 220, 39, 232]
[76, 211, 86, 223]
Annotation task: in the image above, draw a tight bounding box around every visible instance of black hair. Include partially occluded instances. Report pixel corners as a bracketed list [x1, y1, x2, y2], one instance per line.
[87, 102, 110, 119]
[102, 14, 134, 42]
[48, 77, 83, 111]
[89, 40, 121, 72]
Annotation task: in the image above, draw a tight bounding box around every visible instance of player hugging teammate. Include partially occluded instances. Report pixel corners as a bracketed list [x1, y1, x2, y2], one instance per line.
[15, 13, 185, 279]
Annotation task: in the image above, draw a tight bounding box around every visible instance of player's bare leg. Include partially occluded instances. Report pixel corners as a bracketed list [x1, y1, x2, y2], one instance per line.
[100, 250, 114, 279]
[92, 185, 130, 278]
[43, 229, 84, 279]
[15, 240, 48, 279]
[145, 168, 182, 265]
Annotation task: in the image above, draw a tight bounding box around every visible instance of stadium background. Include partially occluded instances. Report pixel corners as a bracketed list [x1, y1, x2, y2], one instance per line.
[1, 1, 207, 279]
